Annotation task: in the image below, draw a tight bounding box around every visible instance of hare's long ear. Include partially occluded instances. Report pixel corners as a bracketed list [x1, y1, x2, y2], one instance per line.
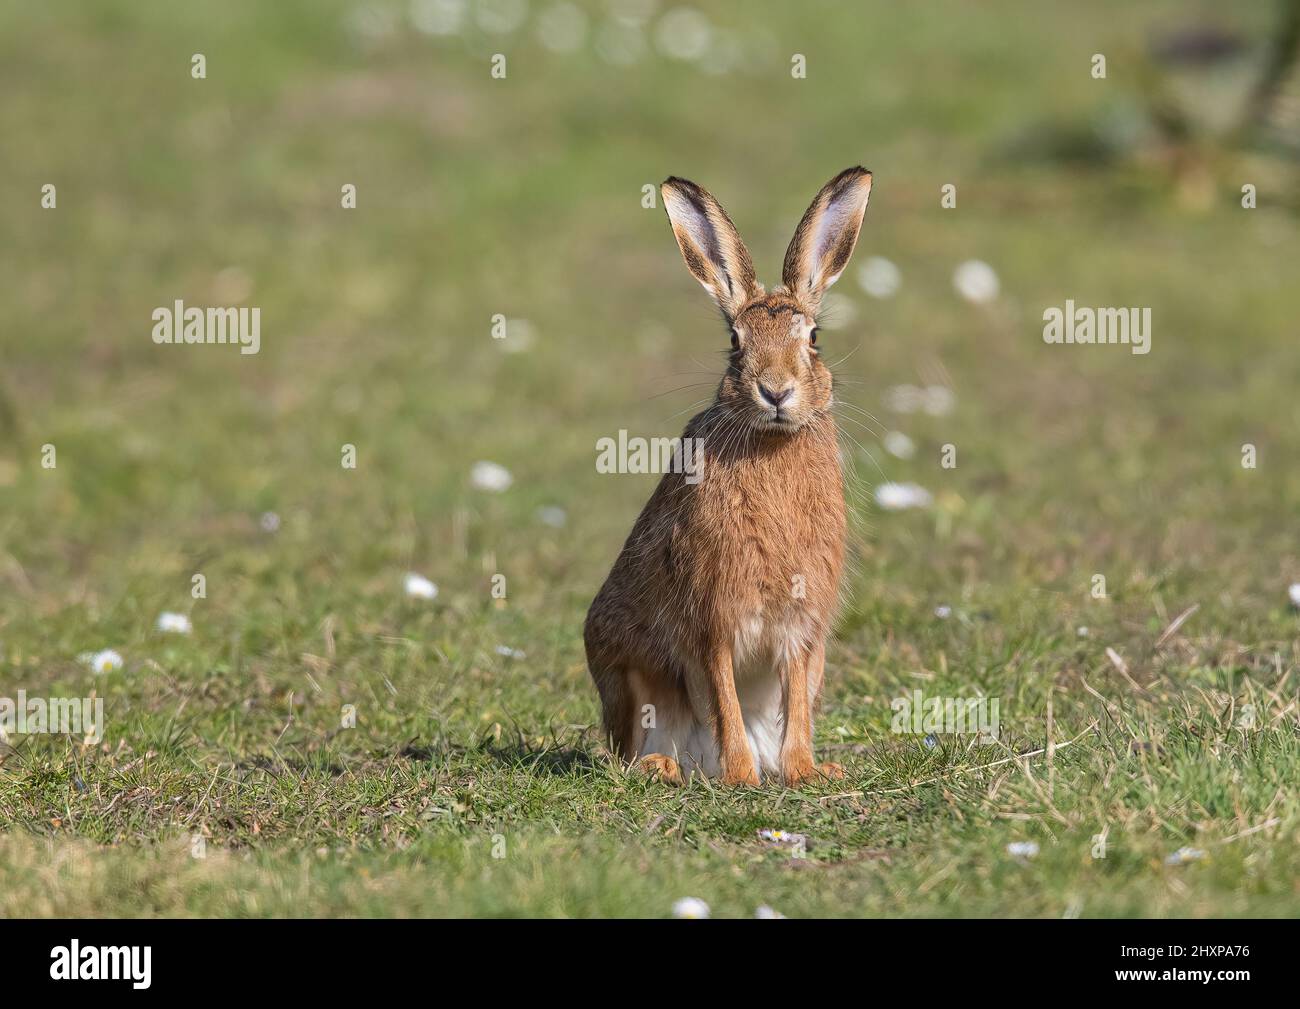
[781, 166, 872, 313]
[661, 177, 759, 322]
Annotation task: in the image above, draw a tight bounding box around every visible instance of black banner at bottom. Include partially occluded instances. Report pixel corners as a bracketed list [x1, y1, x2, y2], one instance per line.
[0, 917, 1278, 995]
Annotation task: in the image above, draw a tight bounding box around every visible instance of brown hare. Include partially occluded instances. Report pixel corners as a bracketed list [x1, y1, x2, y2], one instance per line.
[584, 167, 873, 786]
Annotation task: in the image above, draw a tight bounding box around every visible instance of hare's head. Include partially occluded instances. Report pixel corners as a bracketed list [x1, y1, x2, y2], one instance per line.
[661, 167, 873, 433]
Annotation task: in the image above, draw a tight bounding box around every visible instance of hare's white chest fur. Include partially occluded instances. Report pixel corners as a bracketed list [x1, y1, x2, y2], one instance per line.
[641, 675, 785, 778]
[730, 611, 820, 771]
[642, 611, 815, 777]
[733, 609, 818, 673]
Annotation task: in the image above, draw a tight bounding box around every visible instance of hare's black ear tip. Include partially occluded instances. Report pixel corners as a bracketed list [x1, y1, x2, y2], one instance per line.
[662, 176, 693, 191]
[828, 166, 872, 192]
[844, 167, 873, 195]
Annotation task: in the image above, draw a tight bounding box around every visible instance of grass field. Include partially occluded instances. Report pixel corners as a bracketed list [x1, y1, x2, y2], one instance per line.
[2, 0, 1298, 918]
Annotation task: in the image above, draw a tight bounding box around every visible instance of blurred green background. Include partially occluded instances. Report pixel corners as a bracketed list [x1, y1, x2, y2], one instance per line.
[1, 1, 1298, 917]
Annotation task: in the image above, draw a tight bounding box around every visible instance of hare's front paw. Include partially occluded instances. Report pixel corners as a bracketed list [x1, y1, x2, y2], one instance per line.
[720, 766, 761, 788]
[635, 753, 683, 786]
[720, 749, 761, 787]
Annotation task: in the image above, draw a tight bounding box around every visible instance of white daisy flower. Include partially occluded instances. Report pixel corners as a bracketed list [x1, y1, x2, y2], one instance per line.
[857, 256, 901, 299]
[758, 828, 807, 849]
[922, 385, 956, 416]
[156, 612, 192, 634]
[83, 649, 124, 675]
[882, 430, 915, 459]
[953, 259, 999, 304]
[470, 461, 513, 492]
[672, 896, 710, 919]
[874, 482, 933, 511]
[404, 573, 438, 600]
[755, 905, 786, 919]
[1007, 841, 1039, 859]
[883, 384, 924, 413]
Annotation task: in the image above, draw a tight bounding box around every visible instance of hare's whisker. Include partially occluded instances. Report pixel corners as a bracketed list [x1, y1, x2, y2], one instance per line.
[822, 343, 863, 371]
[645, 382, 718, 402]
[659, 397, 715, 423]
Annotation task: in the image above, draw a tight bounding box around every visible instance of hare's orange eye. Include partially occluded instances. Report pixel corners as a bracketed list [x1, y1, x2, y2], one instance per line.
[809, 328, 819, 347]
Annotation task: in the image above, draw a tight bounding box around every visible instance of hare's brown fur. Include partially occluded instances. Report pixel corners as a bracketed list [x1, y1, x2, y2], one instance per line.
[585, 168, 873, 785]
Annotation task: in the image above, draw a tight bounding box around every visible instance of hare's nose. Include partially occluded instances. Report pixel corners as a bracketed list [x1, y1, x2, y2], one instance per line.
[758, 382, 794, 408]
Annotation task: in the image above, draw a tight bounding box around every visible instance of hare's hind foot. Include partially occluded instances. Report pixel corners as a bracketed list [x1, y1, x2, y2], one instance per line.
[782, 760, 845, 787]
[635, 753, 683, 786]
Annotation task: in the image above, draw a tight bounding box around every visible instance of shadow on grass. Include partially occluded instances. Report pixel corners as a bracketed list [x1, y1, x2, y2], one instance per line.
[394, 738, 602, 777]
[486, 742, 602, 775]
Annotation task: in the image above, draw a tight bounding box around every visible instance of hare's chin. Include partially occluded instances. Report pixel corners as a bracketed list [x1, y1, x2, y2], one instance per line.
[758, 413, 801, 433]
